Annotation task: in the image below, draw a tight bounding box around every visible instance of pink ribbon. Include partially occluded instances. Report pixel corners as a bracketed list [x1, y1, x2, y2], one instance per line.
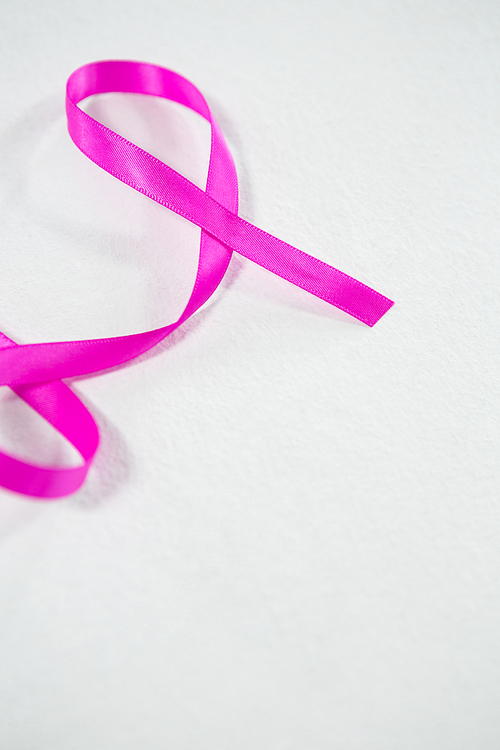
[0, 60, 394, 499]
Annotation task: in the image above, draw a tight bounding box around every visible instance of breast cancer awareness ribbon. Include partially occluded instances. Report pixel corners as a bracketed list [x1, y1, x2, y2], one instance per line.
[0, 60, 394, 499]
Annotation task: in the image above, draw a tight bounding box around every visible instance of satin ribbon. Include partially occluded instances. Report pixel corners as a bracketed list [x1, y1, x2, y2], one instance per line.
[0, 60, 394, 499]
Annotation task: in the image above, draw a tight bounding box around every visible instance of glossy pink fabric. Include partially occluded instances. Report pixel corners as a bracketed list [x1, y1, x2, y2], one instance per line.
[0, 60, 394, 499]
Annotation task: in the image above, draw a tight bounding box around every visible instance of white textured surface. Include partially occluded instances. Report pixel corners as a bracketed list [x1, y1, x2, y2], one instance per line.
[0, 1, 499, 748]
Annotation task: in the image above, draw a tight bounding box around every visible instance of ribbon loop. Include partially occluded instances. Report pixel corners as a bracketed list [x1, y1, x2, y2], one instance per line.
[0, 59, 393, 499]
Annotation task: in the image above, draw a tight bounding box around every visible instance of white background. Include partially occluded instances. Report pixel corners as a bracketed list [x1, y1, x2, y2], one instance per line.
[0, 1, 499, 748]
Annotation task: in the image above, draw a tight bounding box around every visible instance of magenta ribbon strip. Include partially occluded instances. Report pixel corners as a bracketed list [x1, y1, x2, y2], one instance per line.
[0, 60, 394, 499]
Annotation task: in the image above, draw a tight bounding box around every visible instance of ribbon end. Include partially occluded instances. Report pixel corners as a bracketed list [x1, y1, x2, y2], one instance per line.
[363, 296, 395, 327]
